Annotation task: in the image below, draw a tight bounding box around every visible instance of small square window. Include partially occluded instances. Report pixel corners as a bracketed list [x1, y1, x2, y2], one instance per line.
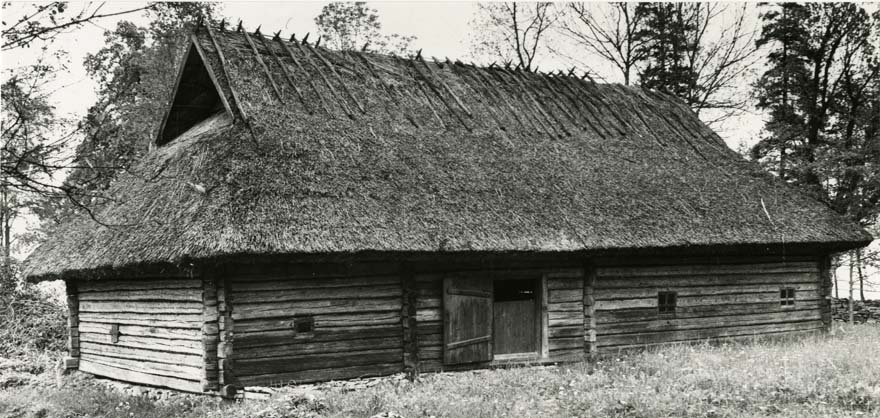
[658, 292, 677, 314]
[294, 316, 314, 334]
[780, 288, 796, 306]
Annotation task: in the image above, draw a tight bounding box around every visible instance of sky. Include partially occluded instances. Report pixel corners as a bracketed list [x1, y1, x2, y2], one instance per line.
[2, 1, 877, 297]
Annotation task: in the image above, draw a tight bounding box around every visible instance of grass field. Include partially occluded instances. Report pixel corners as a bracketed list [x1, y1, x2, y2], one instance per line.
[1, 324, 878, 418]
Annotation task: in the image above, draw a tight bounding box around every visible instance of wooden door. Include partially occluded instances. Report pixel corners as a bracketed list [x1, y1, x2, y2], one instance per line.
[443, 276, 493, 365]
[493, 279, 538, 355]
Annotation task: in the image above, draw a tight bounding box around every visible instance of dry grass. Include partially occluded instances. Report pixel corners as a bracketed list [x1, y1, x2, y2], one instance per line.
[1, 324, 878, 418]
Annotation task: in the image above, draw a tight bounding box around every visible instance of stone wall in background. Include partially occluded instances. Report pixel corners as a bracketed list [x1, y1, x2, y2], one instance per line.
[830, 298, 880, 324]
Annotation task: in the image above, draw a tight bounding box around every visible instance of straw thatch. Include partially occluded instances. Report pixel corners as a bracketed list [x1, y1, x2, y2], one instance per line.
[25, 25, 872, 281]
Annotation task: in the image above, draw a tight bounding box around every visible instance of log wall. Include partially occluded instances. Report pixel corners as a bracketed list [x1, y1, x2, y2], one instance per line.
[75, 278, 205, 393]
[592, 260, 826, 351]
[226, 262, 405, 387]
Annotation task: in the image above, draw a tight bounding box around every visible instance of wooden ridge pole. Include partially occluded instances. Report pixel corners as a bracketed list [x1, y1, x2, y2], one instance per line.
[470, 65, 535, 133]
[396, 56, 449, 129]
[446, 61, 508, 132]
[506, 69, 572, 137]
[545, 75, 609, 139]
[202, 24, 250, 127]
[308, 46, 367, 114]
[295, 40, 355, 119]
[352, 52, 420, 128]
[417, 58, 473, 117]
[556, 76, 619, 137]
[407, 57, 472, 131]
[241, 26, 285, 104]
[488, 67, 556, 136]
[260, 33, 311, 113]
[276, 37, 333, 116]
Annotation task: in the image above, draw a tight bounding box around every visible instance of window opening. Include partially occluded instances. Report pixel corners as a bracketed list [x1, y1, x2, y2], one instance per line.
[658, 291, 677, 314]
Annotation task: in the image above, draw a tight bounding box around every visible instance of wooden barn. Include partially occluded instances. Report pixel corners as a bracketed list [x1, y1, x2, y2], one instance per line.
[26, 22, 872, 397]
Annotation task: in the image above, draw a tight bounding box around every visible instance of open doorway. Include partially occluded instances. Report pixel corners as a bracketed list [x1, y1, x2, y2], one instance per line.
[493, 278, 540, 357]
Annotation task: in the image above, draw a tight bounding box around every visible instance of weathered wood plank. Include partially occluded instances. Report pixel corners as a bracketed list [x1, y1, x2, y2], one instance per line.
[79, 341, 203, 367]
[549, 326, 584, 338]
[235, 311, 401, 333]
[80, 332, 202, 355]
[549, 337, 584, 351]
[234, 336, 402, 360]
[597, 262, 818, 278]
[226, 262, 399, 280]
[237, 349, 402, 376]
[231, 298, 402, 320]
[595, 291, 821, 311]
[595, 274, 819, 289]
[236, 326, 402, 348]
[231, 276, 400, 292]
[78, 289, 202, 302]
[594, 282, 819, 299]
[78, 313, 202, 329]
[416, 308, 441, 322]
[80, 353, 203, 380]
[548, 289, 582, 303]
[600, 327, 823, 352]
[237, 362, 403, 386]
[77, 279, 201, 292]
[233, 285, 402, 304]
[78, 323, 200, 341]
[548, 302, 582, 312]
[80, 360, 203, 393]
[79, 300, 203, 314]
[548, 311, 583, 322]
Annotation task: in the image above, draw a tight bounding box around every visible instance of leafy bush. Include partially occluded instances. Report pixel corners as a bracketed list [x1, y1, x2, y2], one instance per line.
[0, 261, 67, 358]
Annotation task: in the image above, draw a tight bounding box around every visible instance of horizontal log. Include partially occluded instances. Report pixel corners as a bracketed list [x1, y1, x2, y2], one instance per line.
[79, 323, 200, 341]
[79, 341, 203, 367]
[549, 302, 582, 312]
[234, 336, 403, 360]
[231, 297, 401, 320]
[549, 318, 583, 328]
[417, 323, 442, 336]
[79, 300, 203, 314]
[597, 319, 823, 347]
[236, 325, 401, 348]
[595, 291, 821, 311]
[80, 332, 202, 355]
[549, 327, 584, 339]
[80, 353, 203, 381]
[594, 282, 819, 300]
[78, 289, 202, 302]
[548, 289, 582, 303]
[78, 312, 203, 329]
[597, 309, 822, 336]
[237, 362, 403, 386]
[547, 278, 583, 290]
[234, 285, 402, 304]
[235, 311, 401, 333]
[597, 300, 824, 324]
[415, 268, 581, 282]
[79, 360, 203, 393]
[597, 262, 818, 278]
[548, 348, 585, 361]
[77, 279, 201, 293]
[549, 310, 582, 322]
[417, 298, 441, 309]
[416, 309, 441, 322]
[595, 273, 819, 289]
[231, 276, 401, 293]
[237, 349, 402, 376]
[226, 261, 400, 280]
[549, 337, 584, 351]
[418, 333, 442, 346]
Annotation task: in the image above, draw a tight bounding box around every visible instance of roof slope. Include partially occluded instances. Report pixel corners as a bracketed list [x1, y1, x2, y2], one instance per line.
[25, 25, 872, 280]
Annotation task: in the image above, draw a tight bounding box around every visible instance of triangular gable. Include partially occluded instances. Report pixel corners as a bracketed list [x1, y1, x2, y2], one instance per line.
[156, 36, 232, 146]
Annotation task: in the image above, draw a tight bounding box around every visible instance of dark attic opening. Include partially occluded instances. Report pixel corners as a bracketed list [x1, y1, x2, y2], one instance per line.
[157, 43, 226, 145]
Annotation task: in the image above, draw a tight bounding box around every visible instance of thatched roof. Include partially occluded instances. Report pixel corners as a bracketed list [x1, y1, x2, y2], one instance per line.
[25, 24, 872, 281]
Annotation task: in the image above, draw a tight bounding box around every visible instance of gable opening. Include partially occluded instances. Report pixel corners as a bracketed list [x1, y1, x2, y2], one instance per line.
[157, 43, 227, 146]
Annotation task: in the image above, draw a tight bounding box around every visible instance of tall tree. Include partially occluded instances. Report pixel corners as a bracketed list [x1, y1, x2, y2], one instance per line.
[559, 2, 647, 85]
[470, 2, 558, 71]
[633, 3, 759, 124]
[314, 2, 415, 55]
